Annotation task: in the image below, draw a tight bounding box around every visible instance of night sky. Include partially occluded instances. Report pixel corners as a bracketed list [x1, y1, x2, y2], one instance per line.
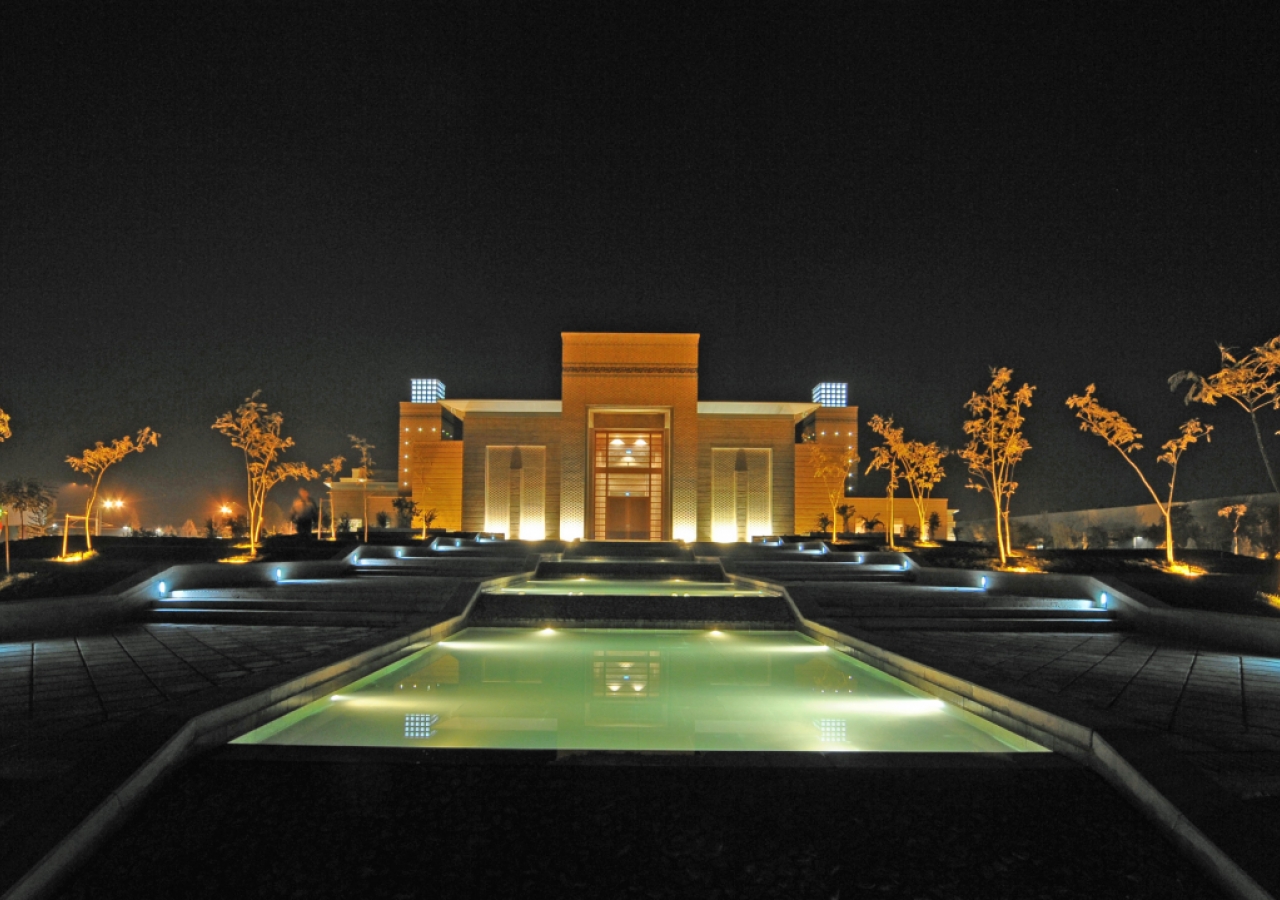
[3, 2, 1278, 530]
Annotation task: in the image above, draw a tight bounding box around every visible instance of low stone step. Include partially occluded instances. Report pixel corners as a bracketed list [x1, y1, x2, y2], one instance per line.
[147, 608, 411, 627]
[817, 604, 1106, 619]
[846, 616, 1122, 633]
[354, 559, 531, 576]
[813, 595, 1095, 611]
[728, 566, 912, 583]
[155, 597, 444, 614]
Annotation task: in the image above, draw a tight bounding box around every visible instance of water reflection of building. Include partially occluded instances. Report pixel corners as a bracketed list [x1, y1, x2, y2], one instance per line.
[396, 333, 953, 541]
[593, 650, 662, 699]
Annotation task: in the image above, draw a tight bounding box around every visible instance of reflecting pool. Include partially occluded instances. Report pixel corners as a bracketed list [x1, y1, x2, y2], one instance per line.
[234, 629, 1045, 753]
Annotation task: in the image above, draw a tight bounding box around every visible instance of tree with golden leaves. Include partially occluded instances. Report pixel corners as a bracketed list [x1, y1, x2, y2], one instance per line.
[865, 415, 904, 550]
[899, 438, 950, 544]
[866, 417, 949, 546]
[66, 428, 159, 553]
[959, 368, 1035, 566]
[348, 435, 376, 542]
[1066, 385, 1211, 567]
[807, 438, 857, 544]
[0, 407, 10, 442]
[1171, 334, 1280, 537]
[213, 393, 316, 556]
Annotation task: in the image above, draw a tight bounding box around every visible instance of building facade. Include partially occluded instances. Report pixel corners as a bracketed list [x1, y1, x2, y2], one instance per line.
[396, 333, 952, 541]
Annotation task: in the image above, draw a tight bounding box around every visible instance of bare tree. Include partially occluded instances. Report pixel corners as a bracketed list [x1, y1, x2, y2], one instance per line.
[65, 428, 159, 554]
[213, 393, 316, 556]
[959, 368, 1035, 566]
[1066, 384, 1211, 567]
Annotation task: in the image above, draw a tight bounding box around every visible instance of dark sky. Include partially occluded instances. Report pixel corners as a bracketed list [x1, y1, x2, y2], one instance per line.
[3, 1, 1278, 529]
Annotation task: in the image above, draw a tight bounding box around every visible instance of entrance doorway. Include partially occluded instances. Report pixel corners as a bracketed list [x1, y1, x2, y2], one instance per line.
[591, 427, 665, 540]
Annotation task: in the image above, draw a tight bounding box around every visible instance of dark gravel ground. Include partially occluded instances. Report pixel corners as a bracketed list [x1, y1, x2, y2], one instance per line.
[54, 751, 1225, 900]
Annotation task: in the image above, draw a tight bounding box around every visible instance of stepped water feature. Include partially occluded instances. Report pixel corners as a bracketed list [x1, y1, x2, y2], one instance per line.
[469, 540, 797, 629]
[792, 581, 1121, 633]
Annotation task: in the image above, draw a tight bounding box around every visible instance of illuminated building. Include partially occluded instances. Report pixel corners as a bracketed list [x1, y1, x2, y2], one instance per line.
[397, 333, 952, 541]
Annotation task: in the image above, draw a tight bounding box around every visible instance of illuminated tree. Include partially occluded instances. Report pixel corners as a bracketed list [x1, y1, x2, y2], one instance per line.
[320, 455, 346, 540]
[835, 503, 856, 536]
[1066, 385, 1211, 567]
[959, 368, 1035, 566]
[2, 480, 55, 540]
[419, 507, 438, 539]
[866, 415, 949, 546]
[349, 435, 376, 542]
[0, 407, 10, 442]
[807, 438, 857, 543]
[213, 393, 316, 556]
[66, 428, 159, 553]
[1219, 504, 1246, 556]
[864, 415, 904, 550]
[392, 496, 418, 529]
[1171, 335, 1280, 536]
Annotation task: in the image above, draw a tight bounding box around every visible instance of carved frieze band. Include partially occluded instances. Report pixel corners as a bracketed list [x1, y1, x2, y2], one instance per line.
[563, 365, 698, 376]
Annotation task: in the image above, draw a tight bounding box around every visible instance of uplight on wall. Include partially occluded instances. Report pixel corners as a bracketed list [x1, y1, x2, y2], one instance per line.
[712, 524, 738, 543]
[560, 514, 584, 542]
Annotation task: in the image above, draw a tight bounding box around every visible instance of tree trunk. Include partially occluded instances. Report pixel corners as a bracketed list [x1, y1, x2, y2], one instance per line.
[1248, 411, 1280, 549]
[992, 491, 1006, 567]
[886, 485, 896, 550]
[1163, 507, 1175, 567]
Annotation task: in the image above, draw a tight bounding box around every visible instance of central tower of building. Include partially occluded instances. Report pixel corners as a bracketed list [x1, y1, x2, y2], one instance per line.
[559, 332, 700, 541]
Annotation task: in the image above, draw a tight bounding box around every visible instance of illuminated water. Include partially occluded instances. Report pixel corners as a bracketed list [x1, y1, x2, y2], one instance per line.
[492, 577, 779, 597]
[235, 629, 1045, 753]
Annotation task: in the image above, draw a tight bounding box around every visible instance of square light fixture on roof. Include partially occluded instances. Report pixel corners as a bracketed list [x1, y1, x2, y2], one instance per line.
[812, 382, 847, 407]
[410, 379, 445, 403]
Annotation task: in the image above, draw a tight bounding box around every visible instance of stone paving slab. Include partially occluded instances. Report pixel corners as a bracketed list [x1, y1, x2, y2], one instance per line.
[0, 574, 479, 898]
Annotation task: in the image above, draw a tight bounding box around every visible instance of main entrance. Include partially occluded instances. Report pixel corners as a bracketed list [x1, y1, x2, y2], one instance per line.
[590, 419, 666, 540]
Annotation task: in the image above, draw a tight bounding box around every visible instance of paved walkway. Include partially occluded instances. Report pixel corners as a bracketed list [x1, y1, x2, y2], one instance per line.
[0, 625, 375, 746]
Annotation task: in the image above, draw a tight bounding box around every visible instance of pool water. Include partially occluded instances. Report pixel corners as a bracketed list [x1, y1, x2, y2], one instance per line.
[492, 577, 779, 597]
[235, 629, 1045, 753]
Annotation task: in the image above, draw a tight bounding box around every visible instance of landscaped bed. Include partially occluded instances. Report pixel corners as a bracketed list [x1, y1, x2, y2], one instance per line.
[910, 545, 1280, 617]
